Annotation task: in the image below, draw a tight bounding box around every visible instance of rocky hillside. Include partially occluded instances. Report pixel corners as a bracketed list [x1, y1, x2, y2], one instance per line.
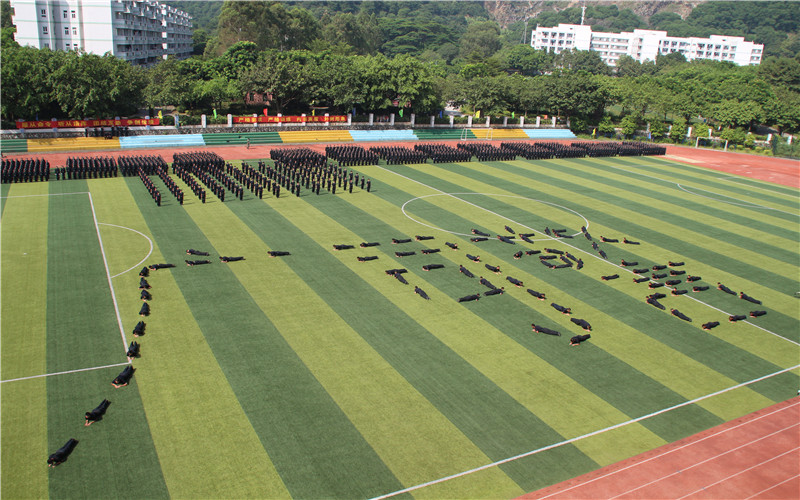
[485, 0, 702, 29]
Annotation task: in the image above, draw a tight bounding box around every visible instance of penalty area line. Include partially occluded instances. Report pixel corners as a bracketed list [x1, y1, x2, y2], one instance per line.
[0, 361, 131, 384]
[369, 363, 800, 499]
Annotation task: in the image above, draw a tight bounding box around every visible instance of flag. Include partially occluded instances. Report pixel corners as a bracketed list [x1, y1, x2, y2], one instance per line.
[512, 112, 515, 119]
[157, 110, 163, 120]
[213, 109, 217, 119]
[439, 110, 443, 118]
[263, 108, 268, 116]
[475, 110, 481, 119]
[399, 109, 403, 118]
[592, 128, 597, 138]
[312, 109, 315, 116]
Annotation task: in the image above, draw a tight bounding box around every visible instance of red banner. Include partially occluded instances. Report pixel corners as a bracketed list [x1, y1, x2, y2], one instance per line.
[16, 118, 160, 129]
[233, 115, 346, 124]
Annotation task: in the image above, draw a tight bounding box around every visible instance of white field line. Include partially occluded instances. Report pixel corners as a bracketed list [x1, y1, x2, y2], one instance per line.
[745, 473, 800, 499]
[379, 165, 799, 346]
[599, 162, 798, 217]
[88, 192, 129, 352]
[0, 191, 90, 198]
[537, 399, 800, 500]
[368, 365, 800, 499]
[677, 446, 800, 500]
[610, 423, 799, 499]
[0, 361, 130, 383]
[97, 223, 154, 278]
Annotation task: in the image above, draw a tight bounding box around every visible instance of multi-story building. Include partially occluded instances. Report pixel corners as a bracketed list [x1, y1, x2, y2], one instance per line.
[10, 0, 192, 66]
[531, 24, 763, 67]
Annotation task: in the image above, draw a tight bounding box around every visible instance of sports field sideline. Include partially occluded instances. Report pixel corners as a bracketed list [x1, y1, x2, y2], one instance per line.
[2, 151, 798, 499]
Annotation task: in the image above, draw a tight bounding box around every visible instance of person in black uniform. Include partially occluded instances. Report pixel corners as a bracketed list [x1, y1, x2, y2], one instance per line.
[132, 321, 145, 337]
[551, 303, 571, 314]
[414, 286, 430, 300]
[532, 323, 560, 336]
[702, 321, 720, 330]
[527, 289, 546, 300]
[740, 292, 761, 304]
[601, 274, 619, 281]
[717, 283, 736, 295]
[470, 237, 488, 242]
[141, 290, 152, 301]
[422, 264, 444, 271]
[421, 248, 440, 255]
[506, 276, 523, 287]
[333, 244, 354, 250]
[484, 288, 504, 296]
[268, 251, 290, 257]
[139, 303, 150, 316]
[186, 260, 211, 266]
[693, 285, 709, 292]
[729, 314, 747, 322]
[139, 278, 151, 289]
[570, 334, 591, 346]
[85, 399, 111, 426]
[112, 366, 135, 388]
[647, 297, 666, 310]
[186, 249, 210, 256]
[671, 309, 691, 321]
[571, 318, 592, 330]
[445, 242, 459, 250]
[126, 341, 140, 360]
[357, 256, 378, 262]
[220, 256, 245, 262]
[360, 242, 380, 248]
[392, 238, 412, 244]
[48, 439, 79, 467]
[485, 264, 501, 274]
[139, 267, 149, 277]
[459, 265, 475, 278]
[395, 251, 416, 257]
[750, 310, 767, 317]
[466, 254, 480, 262]
[458, 293, 481, 302]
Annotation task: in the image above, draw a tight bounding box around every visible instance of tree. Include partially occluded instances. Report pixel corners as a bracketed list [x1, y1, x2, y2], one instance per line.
[459, 20, 501, 62]
[669, 118, 687, 143]
[239, 51, 309, 113]
[553, 49, 610, 75]
[462, 75, 511, 116]
[504, 45, 550, 76]
[542, 71, 606, 122]
[192, 28, 210, 56]
[144, 57, 195, 109]
[620, 115, 638, 138]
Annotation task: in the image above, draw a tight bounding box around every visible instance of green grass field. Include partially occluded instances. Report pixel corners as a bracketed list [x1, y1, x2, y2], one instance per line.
[2, 155, 798, 499]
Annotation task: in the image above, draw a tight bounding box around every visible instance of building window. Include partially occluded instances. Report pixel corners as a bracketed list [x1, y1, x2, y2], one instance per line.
[72, 27, 77, 35]
[63, 10, 68, 18]
[65, 26, 69, 35]
[74, 43, 78, 49]
[42, 26, 48, 34]
[43, 42, 49, 48]
[71, 10, 76, 18]
[41, 8, 46, 17]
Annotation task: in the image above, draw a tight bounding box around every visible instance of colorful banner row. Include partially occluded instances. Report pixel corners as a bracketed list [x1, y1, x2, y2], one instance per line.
[233, 115, 347, 124]
[16, 118, 161, 129]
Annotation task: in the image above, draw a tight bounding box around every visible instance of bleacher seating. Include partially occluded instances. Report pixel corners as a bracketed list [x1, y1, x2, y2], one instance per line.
[278, 130, 353, 143]
[26, 137, 121, 153]
[119, 134, 205, 149]
[413, 129, 475, 141]
[202, 132, 282, 146]
[523, 129, 577, 140]
[469, 129, 528, 140]
[0, 139, 28, 154]
[349, 130, 417, 142]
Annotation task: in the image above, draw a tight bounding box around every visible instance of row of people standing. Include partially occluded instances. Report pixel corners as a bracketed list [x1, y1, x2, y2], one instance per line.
[1, 157, 50, 183]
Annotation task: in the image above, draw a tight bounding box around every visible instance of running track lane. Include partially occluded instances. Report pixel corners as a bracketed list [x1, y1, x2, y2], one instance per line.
[520, 398, 800, 500]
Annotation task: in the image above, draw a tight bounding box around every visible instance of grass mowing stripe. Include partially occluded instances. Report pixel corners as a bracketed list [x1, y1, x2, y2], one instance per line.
[46, 180, 169, 499]
[225, 193, 601, 495]
[577, 156, 798, 244]
[413, 160, 800, 351]
[471, 160, 800, 340]
[589, 156, 799, 232]
[361, 165, 799, 385]
[445, 160, 799, 311]
[633, 156, 800, 207]
[182, 197, 523, 497]
[288, 191, 684, 464]
[372, 163, 795, 406]
[521, 158, 798, 266]
[0, 184, 49, 499]
[131, 184, 401, 499]
[98, 179, 288, 499]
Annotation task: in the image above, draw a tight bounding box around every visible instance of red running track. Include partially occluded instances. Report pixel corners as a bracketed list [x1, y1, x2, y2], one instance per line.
[521, 398, 800, 500]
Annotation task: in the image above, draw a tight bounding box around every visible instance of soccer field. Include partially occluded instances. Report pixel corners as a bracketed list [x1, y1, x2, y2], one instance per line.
[2, 154, 798, 499]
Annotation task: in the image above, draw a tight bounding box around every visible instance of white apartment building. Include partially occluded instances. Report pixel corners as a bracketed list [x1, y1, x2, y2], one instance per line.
[11, 0, 192, 66]
[531, 24, 763, 67]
